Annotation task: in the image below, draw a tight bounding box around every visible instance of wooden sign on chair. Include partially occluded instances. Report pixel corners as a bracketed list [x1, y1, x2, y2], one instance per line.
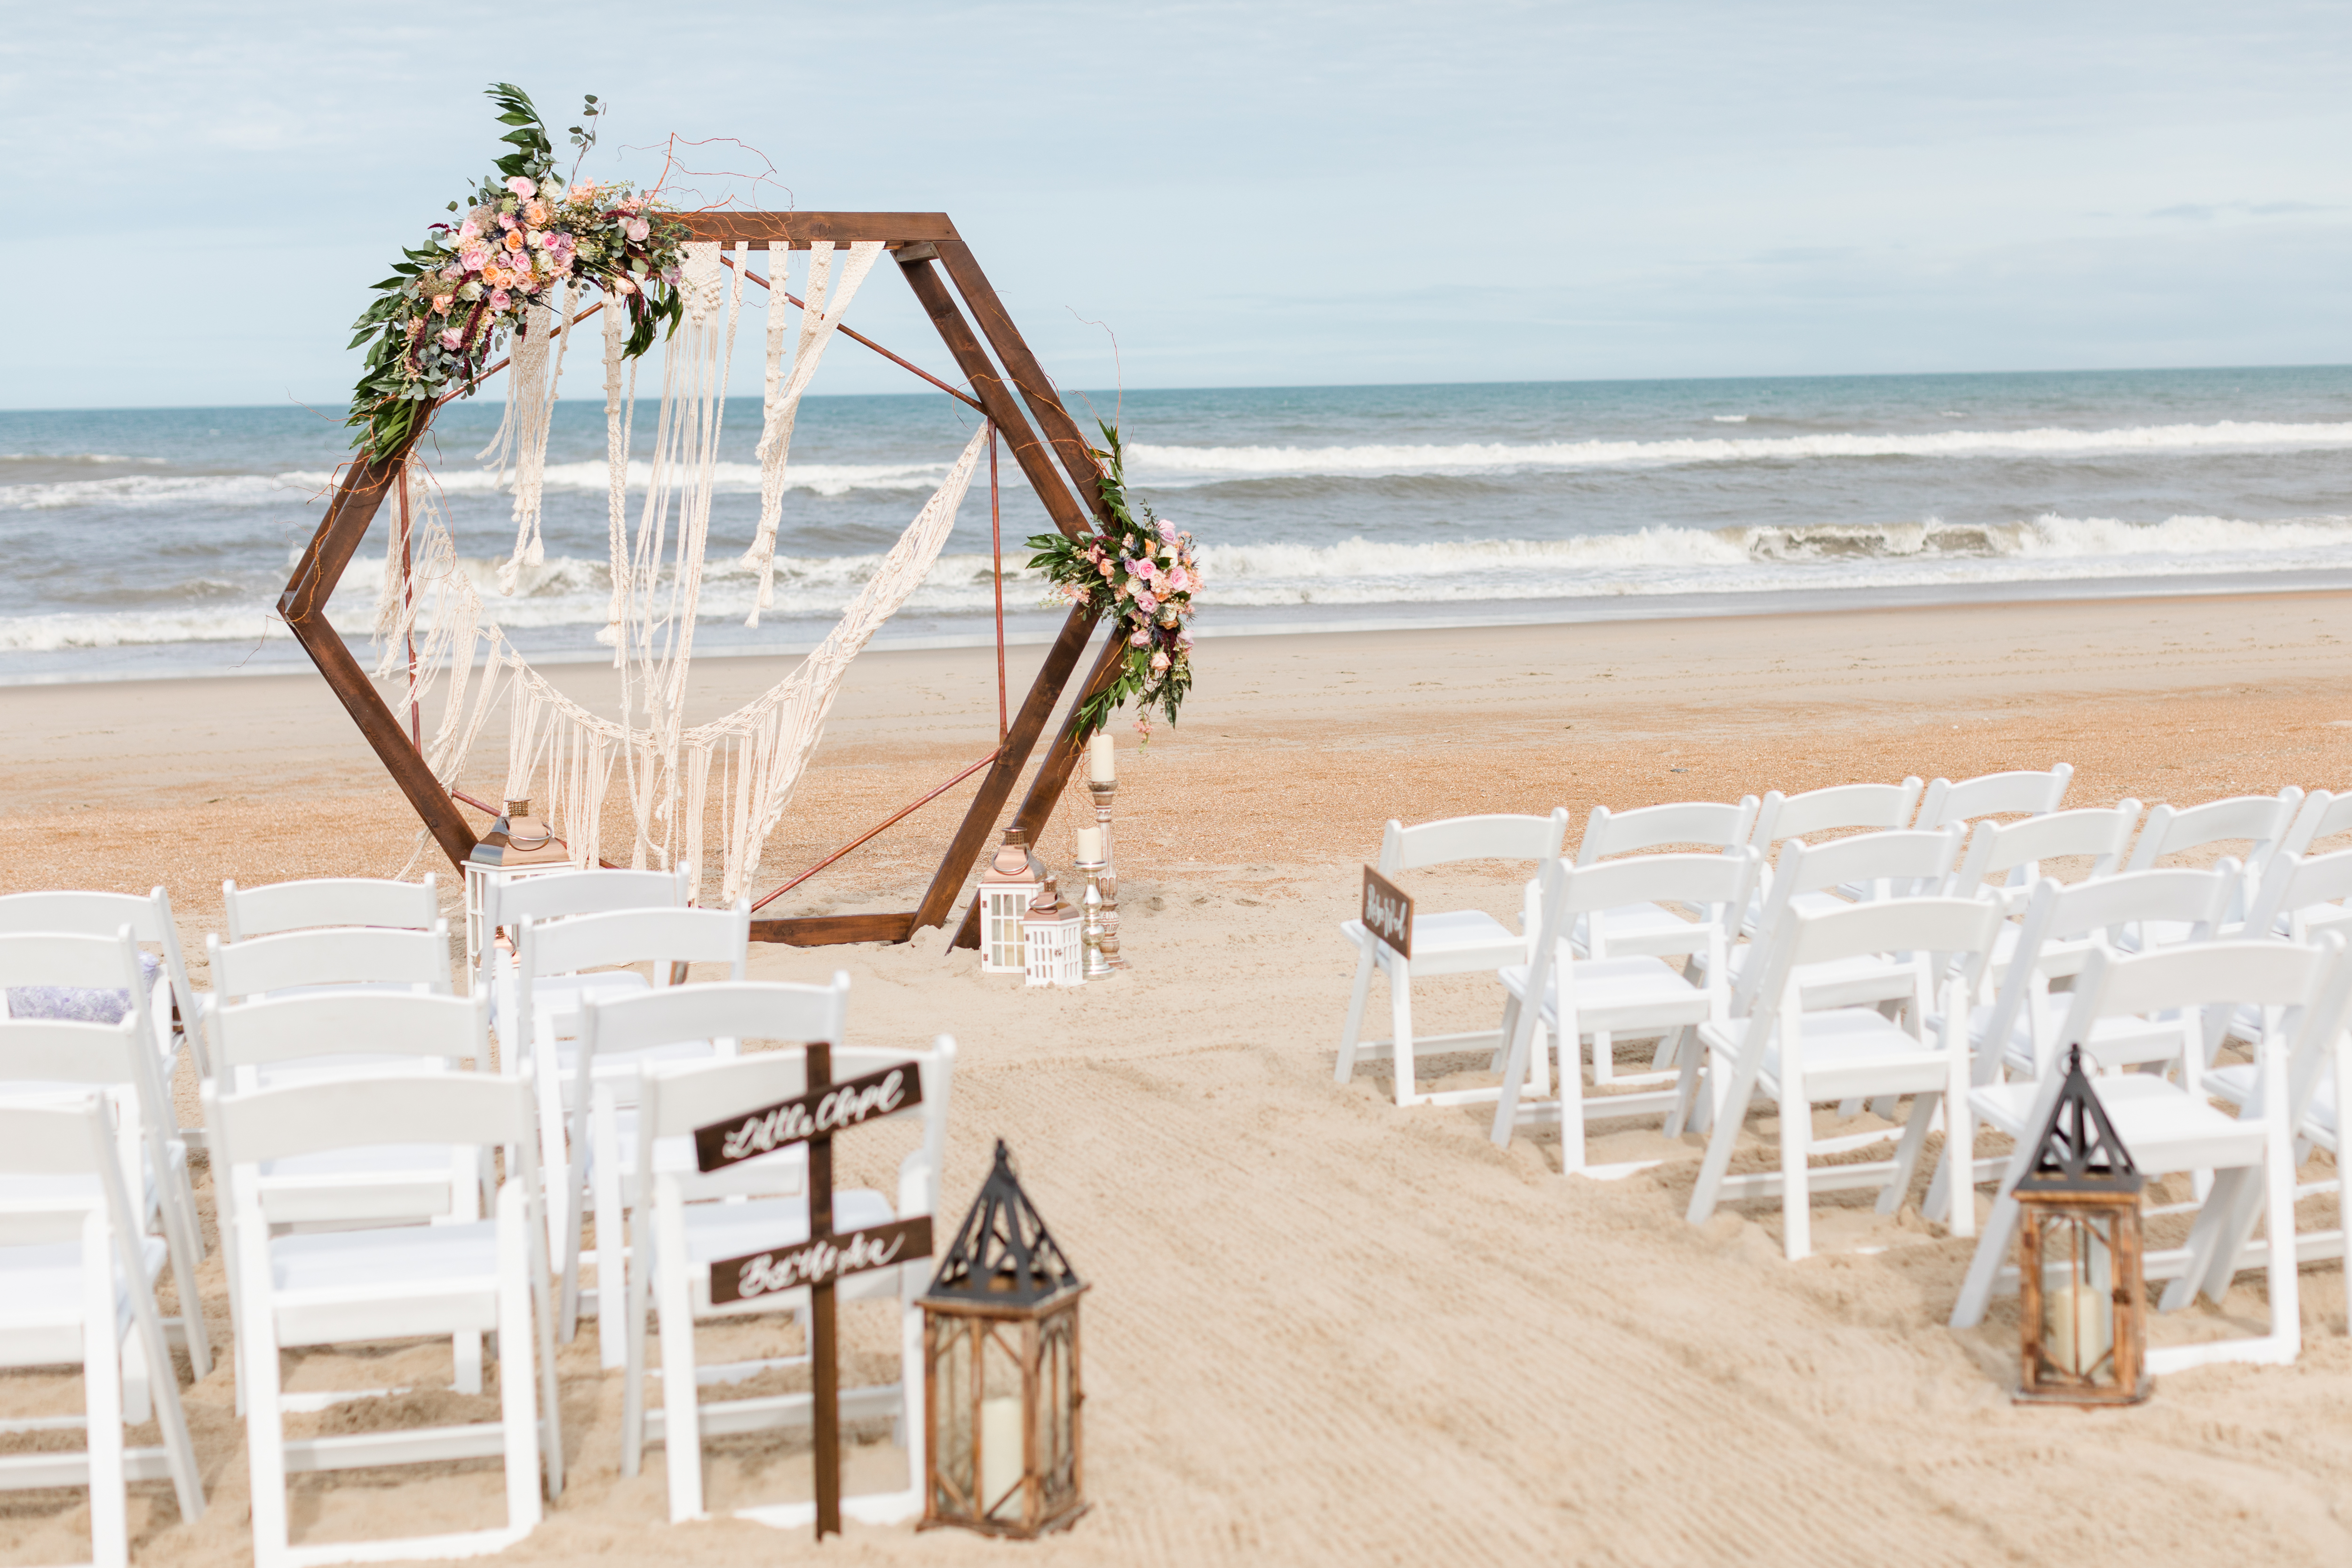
[1361, 866, 1414, 958]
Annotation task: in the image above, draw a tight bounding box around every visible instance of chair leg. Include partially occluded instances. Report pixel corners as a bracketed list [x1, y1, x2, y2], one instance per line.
[1592, 1028, 1614, 1086]
[1881, 1093, 1939, 1219]
[1685, 1045, 1765, 1226]
[1389, 961, 1419, 1108]
[1556, 1024, 1586, 1175]
[592, 1091, 628, 1369]
[83, 1216, 130, 1568]
[1663, 1027, 1700, 1139]
[494, 1180, 545, 1533]
[621, 1206, 652, 1480]
[1779, 1085, 1812, 1261]
[239, 1227, 293, 1568]
[656, 1217, 705, 1520]
[1948, 1190, 2026, 1329]
[1487, 996, 1534, 1149]
[1335, 942, 1376, 1084]
[119, 1314, 152, 1427]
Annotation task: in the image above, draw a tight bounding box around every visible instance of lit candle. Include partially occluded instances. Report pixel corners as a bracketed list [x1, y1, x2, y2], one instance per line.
[1076, 826, 1104, 863]
[980, 1394, 1024, 1515]
[1089, 730, 1115, 783]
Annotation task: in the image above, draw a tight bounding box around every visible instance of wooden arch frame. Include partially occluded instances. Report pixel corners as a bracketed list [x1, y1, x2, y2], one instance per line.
[279, 212, 1120, 949]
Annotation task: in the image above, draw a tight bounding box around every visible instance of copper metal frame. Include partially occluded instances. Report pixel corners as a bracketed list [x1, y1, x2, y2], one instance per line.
[278, 212, 1122, 949]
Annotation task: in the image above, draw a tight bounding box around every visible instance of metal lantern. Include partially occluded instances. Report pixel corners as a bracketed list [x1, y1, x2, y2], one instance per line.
[467, 797, 569, 868]
[920, 1141, 1088, 1537]
[2015, 1045, 2150, 1405]
[1022, 877, 1084, 989]
[978, 828, 1045, 975]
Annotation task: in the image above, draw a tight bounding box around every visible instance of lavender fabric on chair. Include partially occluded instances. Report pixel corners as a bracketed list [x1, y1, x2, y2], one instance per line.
[6, 950, 162, 1024]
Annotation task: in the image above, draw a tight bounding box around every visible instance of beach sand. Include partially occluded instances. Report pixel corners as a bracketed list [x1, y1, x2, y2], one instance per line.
[6, 588, 2352, 1565]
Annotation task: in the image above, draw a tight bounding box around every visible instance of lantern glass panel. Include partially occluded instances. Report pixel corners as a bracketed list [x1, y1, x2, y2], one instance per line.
[2034, 1208, 2118, 1384]
[980, 1323, 1029, 1525]
[930, 1319, 977, 1520]
[1041, 1303, 1078, 1512]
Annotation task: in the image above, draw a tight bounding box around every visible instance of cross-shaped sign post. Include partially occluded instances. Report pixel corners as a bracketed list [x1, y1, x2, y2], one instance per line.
[694, 1044, 931, 1539]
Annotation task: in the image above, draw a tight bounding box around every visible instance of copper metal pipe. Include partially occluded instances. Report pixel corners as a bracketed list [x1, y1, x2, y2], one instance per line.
[752, 752, 998, 912]
[721, 256, 986, 412]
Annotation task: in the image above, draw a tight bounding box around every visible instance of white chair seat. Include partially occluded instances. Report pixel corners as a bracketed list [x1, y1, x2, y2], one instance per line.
[2208, 1060, 2338, 1139]
[0, 1235, 167, 1355]
[1501, 955, 1708, 1031]
[1968, 1073, 2265, 1167]
[1704, 1007, 1950, 1098]
[1363, 908, 1522, 971]
[266, 1220, 509, 1345]
[1971, 999, 2184, 1075]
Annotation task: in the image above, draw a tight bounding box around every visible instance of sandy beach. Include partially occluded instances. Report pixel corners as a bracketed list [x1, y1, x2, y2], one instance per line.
[8, 587, 2352, 1566]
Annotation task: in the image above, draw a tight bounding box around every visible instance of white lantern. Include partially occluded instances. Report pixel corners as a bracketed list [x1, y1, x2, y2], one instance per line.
[979, 828, 1045, 975]
[1023, 877, 1084, 988]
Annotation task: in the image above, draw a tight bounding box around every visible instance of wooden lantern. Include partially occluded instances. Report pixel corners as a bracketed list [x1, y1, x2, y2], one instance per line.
[920, 1141, 1088, 1537]
[2015, 1045, 2150, 1405]
[1022, 877, 1084, 989]
[978, 828, 1045, 975]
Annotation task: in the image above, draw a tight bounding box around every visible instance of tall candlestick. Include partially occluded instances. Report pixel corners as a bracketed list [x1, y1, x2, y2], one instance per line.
[1078, 861, 1115, 981]
[1087, 777, 1127, 969]
[1089, 729, 1115, 784]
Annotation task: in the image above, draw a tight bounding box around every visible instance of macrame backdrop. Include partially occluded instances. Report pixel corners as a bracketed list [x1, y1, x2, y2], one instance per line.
[379, 239, 979, 902]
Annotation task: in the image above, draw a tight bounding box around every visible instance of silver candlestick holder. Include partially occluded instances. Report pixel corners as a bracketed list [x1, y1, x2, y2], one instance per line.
[1076, 860, 1116, 981]
[1086, 779, 1128, 968]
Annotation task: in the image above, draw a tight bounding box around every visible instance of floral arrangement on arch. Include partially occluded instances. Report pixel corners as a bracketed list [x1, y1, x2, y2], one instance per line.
[346, 82, 691, 459]
[1028, 424, 1200, 740]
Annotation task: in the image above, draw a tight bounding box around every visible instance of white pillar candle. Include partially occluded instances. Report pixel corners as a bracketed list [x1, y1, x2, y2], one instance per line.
[1089, 729, 1115, 783]
[980, 1394, 1025, 1514]
[1076, 826, 1104, 863]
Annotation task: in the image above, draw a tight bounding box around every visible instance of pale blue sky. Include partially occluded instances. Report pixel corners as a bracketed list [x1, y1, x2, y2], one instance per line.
[5, 1, 2349, 409]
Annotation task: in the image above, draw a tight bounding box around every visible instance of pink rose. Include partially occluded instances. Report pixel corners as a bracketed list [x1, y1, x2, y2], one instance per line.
[457, 220, 481, 241]
[439, 327, 463, 349]
[1128, 629, 1150, 647]
[626, 217, 651, 243]
[1163, 567, 1189, 593]
[506, 176, 536, 198]
[489, 289, 511, 309]
[498, 213, 517, 231]
[611, 276, 636, 295]
[1136, 592, 1158, 614]
[1151, 651, 1170, 672]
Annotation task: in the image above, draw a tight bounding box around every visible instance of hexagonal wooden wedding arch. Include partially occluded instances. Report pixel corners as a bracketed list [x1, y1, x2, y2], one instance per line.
[279, 212, 1123, 951]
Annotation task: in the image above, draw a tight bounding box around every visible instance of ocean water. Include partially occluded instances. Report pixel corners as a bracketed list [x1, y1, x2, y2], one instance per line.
[2, 365, 2349, 683]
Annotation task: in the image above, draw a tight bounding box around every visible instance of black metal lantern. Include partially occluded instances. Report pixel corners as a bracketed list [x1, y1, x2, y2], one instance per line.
[2015, 1046, 2151, 1405]
[920, 1141, 1087, 1536]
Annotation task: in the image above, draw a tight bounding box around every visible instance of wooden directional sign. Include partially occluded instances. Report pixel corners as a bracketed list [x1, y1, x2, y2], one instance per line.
[1361, 866, 1414, 959]
[694, 1062, 923, 1173]
[686, 1044, 926, 1541]
[709, 1216, 934, 1306]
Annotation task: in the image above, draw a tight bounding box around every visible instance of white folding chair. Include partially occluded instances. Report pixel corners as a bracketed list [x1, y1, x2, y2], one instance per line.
[1744, 780, 1928, 930]
[478, 866, 691, 1045]
[221, 873, 440, 941]
[207, 991, 493, 1406]
[2118, 788, 2302, 930]
[0, 930, 209, 1378]
[1921, 868, 2238, 1228]
[205, 922, 453, 1009]
[1557, 796, 1760, 954]
[2243, 846, 2352, 944]
[1949, 938, 2352, 1370]
[1335, 811, 1570, 1107]
[0, 886, 203, 1126]
[0, 1096, 205, 1568]
[1686, 897, 2004, 1259]
[208, 1071, 562, 1568]
[1490, 851, 1753, 1172]
[607, 985, 950, 1527]
[1949, 801, 2140, 897]
[1913, 764, 2073, 831]
[514, 901, 751, 1262]
[2277, 788, 2352, 861]
[1731, 828, 1964, 1010]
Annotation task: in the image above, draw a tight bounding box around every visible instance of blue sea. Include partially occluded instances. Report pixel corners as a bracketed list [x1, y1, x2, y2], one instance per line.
[2, 365, 2349, 683]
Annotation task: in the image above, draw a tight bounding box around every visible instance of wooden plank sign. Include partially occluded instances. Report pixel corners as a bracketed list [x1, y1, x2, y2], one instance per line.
[708, 1215, 935, 1306]
[1361, 866, 1414, 958]
[693, 1062, 923, 1173]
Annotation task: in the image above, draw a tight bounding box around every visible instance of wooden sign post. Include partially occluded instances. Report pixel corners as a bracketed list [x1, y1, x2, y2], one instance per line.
[1361, 866, 1414, 959]
[693, 1049, 930, 1540]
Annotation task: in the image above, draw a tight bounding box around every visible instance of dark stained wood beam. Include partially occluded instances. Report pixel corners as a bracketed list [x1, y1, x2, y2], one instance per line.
[683, 212, 960, 248]
[896, 254, 1092, 545]
[752, 911, 918, 947]
[278, 431, 478, 869]
[912, 604, 1101, 934]
[935, 240, 1109, 525]
[950, 628, 1128, 950]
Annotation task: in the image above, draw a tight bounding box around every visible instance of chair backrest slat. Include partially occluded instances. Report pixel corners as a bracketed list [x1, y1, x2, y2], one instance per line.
[517, 901, 750, 989]
[222, 875, 439, 940]
[206, 923, 451, 1001]
[2280, 789, 2352, 860]
[1915, 765, 2073, 830]
[1574, 798, 1759, 864]
[0, 927, 150, 997]
[1954, 802, 2140, 889]
[1381, 811, 1569, 875]
[2122, 789, 2302, 873]
[1750, 779, 1923, 848]
[210, 1072, 532, 1167]
[209, 990, 488, 1069]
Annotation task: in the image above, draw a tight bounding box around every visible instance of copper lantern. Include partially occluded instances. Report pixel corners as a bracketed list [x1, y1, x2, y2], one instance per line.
[920, 1141, 1087, 1536]
[978, 828, 1045, 976]
[2015, 1045, 2150, 1405]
